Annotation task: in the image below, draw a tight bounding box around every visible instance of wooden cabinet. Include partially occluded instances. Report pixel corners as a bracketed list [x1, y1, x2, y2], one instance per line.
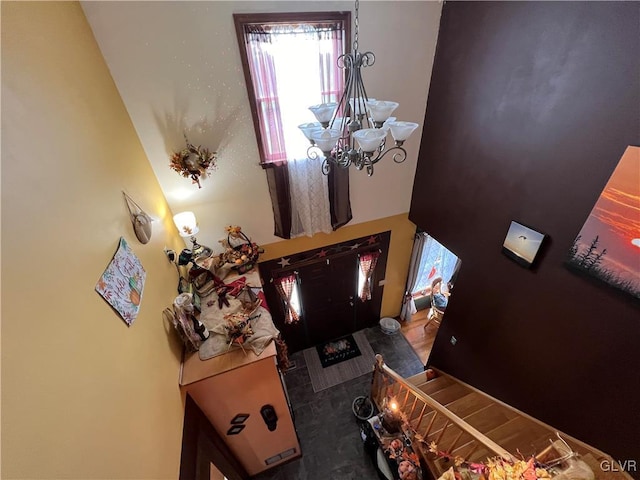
[180, 343, 300, 476]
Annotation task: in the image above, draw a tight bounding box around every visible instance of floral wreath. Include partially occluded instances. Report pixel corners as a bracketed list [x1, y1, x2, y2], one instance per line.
[169, 135, 217, 188]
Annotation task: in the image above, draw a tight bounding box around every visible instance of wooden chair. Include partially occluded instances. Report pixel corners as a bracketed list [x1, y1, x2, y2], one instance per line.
[424, 301, 444, 329]
[424, 277, 446, 330]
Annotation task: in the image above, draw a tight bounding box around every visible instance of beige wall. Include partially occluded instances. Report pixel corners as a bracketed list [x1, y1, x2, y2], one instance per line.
[2, 3, 186, 478]
[260, 213, 417, 317]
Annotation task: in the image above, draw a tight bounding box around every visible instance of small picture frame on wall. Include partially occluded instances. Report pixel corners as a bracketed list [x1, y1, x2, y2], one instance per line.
[502, 221, 546, 268]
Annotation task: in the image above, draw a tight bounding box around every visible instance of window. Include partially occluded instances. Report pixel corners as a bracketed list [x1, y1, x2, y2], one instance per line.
[274, 273, 301, 324]
[358, 251, 380, 301]
[412, 235, 460, 295]
[234, 12, 350, 166]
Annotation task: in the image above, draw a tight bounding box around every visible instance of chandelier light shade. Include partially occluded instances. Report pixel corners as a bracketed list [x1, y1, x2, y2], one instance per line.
[299, 0, 420, 176]
[173, 211, 199, 238]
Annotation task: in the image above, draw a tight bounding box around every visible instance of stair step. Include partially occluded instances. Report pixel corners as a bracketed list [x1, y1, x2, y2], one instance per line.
[445, 392, 495, 418]
[429, 403, 517, 450]
[493, 418, 554, 459]
[406, 383, 473, 426]
[427, 382, 473, 405]
[410, 374, 456, 393]
[407, 392, 495, 439]
[406, 371, 431, 386]
[446, 416, 551, 462]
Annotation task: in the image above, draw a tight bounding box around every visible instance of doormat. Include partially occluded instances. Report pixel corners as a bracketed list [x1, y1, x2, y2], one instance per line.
[316, 334, 362, 368]
[303, 330, 376, 393]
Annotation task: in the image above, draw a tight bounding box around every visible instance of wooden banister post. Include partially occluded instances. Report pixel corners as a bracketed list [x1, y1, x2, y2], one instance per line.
[375, 354, 384, 368]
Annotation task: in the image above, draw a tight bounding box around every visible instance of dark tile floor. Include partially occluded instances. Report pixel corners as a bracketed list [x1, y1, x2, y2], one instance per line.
[253, 326, 425, 480]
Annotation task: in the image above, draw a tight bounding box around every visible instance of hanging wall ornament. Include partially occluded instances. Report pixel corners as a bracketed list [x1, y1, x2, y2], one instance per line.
[123, 192, 153, 244]
[169, 134, 218, 188]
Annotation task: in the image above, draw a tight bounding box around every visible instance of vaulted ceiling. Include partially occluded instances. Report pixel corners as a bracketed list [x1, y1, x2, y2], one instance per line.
[82, 1, 442, 249]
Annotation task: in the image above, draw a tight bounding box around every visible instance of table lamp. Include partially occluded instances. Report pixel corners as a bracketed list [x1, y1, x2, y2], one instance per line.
[173, 211, 209, 261]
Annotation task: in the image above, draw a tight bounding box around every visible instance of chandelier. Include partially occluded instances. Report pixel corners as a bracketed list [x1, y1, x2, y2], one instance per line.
[299, 0, 419, 176]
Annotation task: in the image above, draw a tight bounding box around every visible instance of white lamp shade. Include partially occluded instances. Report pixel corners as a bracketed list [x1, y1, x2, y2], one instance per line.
[388, 121, 419, 142]
[309, 103, 337, 123]
[380, 117, 397, 133]
[173, 211, 199, 237]
[298, 122, 323, 140]
[367, 100, 399, 122]
[353, 128, 387, 152]
[311, 129, 341, 152]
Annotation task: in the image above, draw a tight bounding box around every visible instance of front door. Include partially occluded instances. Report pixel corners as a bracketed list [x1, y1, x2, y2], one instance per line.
[259, 231, 391, 353]
[297, 253, 358, 346]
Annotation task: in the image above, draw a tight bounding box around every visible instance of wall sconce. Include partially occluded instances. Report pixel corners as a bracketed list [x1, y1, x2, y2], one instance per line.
[173, 211, 209, 261]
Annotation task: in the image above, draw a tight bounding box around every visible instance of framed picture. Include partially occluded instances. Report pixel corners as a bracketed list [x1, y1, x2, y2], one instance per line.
[502, 221, 546, 268]
[566, 146, 639, 299]
[95, 237, 146, 326]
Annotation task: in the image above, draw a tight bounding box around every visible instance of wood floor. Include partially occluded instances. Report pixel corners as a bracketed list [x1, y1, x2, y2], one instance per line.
[399, 308, 441, 365]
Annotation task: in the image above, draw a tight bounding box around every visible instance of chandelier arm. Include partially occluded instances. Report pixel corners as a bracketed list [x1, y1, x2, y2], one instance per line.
[368, 145, 408, 165]
[357, 153, 375, 176]
[321, 158, 331, 175]
[334, 53, 354, 126]
[360, 51, 376, 68]
[307, 145, 324, 161]
[344, 153, 354, 168]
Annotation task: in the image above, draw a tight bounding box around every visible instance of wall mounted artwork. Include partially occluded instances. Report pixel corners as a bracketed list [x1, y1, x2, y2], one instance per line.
[567, 146, 640, 299]
[96, 237, 146, 326]
[502, 221, 546, 268]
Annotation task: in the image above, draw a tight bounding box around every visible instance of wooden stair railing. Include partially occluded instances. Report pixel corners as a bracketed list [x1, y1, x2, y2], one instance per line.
[371, 354, 515, 476]
[371, 355, 634, 480]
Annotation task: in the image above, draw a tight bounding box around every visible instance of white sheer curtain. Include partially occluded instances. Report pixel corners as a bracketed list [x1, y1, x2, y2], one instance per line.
[288, 157, 333, 238]
[400, 233, 428, 322]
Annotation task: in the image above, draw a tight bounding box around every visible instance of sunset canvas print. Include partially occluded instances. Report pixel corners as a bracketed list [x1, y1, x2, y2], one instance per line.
[567, 146, 640, 299]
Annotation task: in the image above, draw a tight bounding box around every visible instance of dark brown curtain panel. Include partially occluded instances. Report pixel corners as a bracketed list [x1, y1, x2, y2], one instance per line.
[265, 163, 291, 239]
[328, 165, 352, 230]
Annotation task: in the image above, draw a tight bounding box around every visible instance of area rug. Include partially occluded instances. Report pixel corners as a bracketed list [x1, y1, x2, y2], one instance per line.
[303, 330, 376, 393]
[316, 333, 362, 368]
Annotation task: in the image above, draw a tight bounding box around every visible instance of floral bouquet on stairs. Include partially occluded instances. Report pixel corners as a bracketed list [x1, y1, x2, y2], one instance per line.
[430, 433, 595, 480]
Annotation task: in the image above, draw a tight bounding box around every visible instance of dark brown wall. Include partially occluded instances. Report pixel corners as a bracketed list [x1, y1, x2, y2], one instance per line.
[409, 2, 639, 461]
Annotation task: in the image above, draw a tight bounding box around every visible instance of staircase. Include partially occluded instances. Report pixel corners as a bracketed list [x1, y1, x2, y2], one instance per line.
[371, 355, 633, 480]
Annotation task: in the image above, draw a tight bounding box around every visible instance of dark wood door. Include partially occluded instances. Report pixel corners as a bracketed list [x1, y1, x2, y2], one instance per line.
[297, 254, 358, 346]
[259, 231, 391, 353]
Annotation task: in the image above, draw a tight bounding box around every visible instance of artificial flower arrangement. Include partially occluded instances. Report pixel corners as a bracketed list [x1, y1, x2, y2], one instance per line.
[428, 441, 550, 480]
[222, 311, 254, 352]
[378, 397, 423, 480]
[426, 437, 592, 480]
[383, 437, 421, 480]
[169, 137, 217, 188]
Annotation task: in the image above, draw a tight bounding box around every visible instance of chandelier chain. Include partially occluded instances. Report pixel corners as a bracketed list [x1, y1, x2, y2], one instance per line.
[353, 0, 359, 53]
